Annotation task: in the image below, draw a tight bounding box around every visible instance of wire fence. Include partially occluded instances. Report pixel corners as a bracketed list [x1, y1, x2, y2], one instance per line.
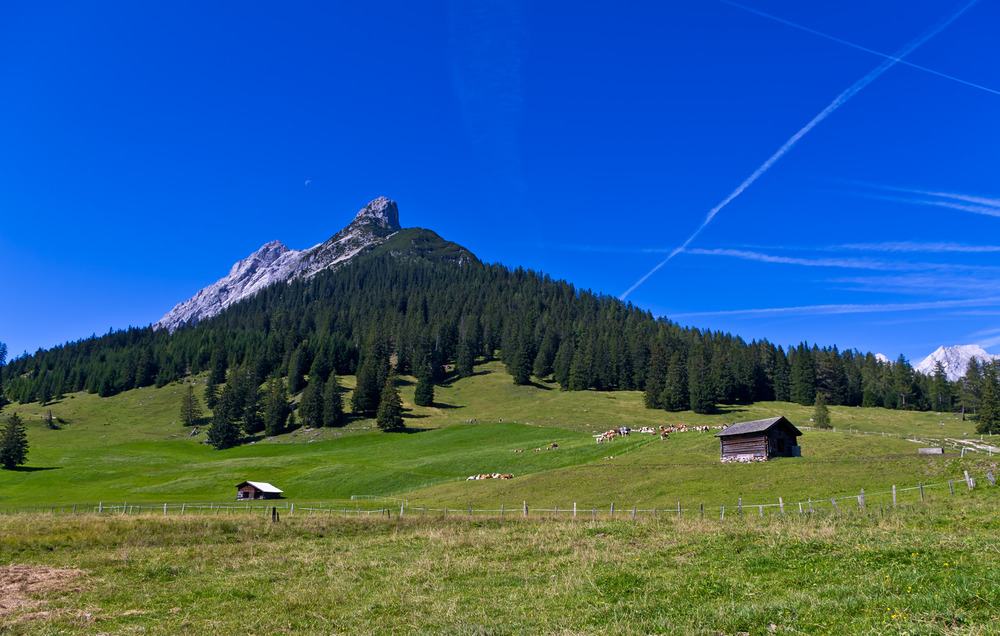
[4, 468, 995, 520]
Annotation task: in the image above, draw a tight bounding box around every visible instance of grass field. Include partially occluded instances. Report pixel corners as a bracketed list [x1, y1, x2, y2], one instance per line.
[1, 362, 996, 510]
[1, 488, 998, 635]
[3, 362, 1000, 634]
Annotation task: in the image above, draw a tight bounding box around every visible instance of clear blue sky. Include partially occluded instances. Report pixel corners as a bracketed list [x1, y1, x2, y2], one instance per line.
[3, 0, 999, 364]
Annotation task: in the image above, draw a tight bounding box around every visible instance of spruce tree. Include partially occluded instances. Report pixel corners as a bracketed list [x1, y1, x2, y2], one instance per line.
[206, 408, 241, 450]
[376, 369, 404, 431]
[0, 412, 29, 469]
[264, 379, 291, 436]
[351, 356, 381, 416]
[643, 340, 667, 409]
[975, 361, 999, 434]
[661, 351, 689, 412]
[813, 391, 831, 429]
[180, 383, 203, 427]
[322, 374, 345, 428]
[299, 377, 325, 428]
[413, 367, 435, 407]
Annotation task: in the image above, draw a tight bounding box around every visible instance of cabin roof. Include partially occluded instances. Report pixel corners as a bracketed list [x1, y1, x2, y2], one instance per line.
[715, 416, 801, 438]
[236, 481, 283, 493]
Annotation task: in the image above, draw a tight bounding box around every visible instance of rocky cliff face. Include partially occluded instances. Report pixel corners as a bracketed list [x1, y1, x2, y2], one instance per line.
[914, 344, 1000, 382]
[155, 197, 402, 332]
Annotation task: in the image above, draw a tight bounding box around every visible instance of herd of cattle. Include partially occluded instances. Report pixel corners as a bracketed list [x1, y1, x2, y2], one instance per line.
[467, 423, 728, 481]
[597, 423, 724, 443]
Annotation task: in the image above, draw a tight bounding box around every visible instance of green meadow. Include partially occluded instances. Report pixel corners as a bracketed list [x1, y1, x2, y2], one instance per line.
[3, 361, 1000, 634]
[1, 361, 995, 510]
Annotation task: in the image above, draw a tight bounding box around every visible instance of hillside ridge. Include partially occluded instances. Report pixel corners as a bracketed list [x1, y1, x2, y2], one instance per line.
[155, 197, 406, 332]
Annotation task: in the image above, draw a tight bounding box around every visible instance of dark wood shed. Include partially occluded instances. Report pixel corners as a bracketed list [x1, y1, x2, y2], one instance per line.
[236, 481, 283, 500]
[715, 416, 801, 462]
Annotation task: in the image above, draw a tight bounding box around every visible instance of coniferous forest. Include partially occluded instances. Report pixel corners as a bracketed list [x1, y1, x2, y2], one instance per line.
[1, 247, 995, 430]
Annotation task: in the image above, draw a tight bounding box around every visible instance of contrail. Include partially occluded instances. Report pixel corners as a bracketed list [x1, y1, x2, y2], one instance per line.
[718, 0, 1000, 97]
[619, 0, 981, 300]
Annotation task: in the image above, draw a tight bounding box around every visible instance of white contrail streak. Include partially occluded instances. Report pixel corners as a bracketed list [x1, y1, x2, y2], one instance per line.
[619, 0, 981, 301]
[718, 0, 1000, 97]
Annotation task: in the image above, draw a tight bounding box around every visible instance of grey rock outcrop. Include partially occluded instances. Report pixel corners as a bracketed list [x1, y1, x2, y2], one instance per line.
[155, 197, 401, 332]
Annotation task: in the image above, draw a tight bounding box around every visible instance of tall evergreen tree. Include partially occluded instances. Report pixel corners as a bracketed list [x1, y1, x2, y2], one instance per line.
[322, 374, 345, 428]
[263, 379, 291, 436]
[688, 346, 714, 414]
[299, 377, 325, 428]
[376, 369, 404, 431]
[180, 383, 204, 427]
[661, 351, 689, 412]
[931, 361, 952, 412]
[790, 344, 816, 406]
[813, 391, 831, 429]
[206, 408, 241, 450]
[975, 361, 999, 434]
[413, 366, 435, 407]
[643, 340, 668, 410]
[351, 355, 381, 416]
[0, 413, 29, 469]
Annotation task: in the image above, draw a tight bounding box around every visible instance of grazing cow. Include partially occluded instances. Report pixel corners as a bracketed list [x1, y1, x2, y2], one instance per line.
[500, 474, 513, 479]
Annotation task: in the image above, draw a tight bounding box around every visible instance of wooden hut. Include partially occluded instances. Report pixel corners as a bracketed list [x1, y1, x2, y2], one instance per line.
[715, 416, 801, 462]
[236, 481, 283, 500]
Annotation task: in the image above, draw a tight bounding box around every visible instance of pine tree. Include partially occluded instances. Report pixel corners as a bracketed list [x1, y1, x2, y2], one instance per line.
[351, 356, 381, 416]
[813, 391, 831, 429]
[975, 361, 999, 434]
[0, 413, 29, 469]
[413, 367, 435, 407]
[931, 361, 952, 412]
[264, 379, 291, 436]
[688, 346, 714, 414]
[180, 383, 204, 427]
[376, 369, 404, 431]
[662, 351, 689, 412]
[204, 376, 219, 410]
[299, 377, 325, 428]
[643, 340, 667, 409]
[322, 374, 345, 428]
[206, 408, 241, 450]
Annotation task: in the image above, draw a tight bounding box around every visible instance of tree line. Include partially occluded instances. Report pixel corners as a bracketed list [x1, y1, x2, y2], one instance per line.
[1, 252, 997, 442]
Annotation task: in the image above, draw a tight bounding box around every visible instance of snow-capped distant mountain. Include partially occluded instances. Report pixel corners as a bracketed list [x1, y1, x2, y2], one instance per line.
[914, 345, 1000, 382]
[155, 197, 402, 332]
[875, 353, 890, 363]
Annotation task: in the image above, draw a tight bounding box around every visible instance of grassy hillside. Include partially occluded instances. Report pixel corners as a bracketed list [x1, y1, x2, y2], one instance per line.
[1, 362, 995, 509]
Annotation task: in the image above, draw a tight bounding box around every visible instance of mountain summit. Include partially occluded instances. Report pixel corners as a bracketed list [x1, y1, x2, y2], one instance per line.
[914, 344, 999, 382]
[155, 197, 454, 332]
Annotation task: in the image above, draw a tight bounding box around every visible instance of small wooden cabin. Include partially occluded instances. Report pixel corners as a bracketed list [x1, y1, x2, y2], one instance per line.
[715, 416, 801, 462]
[236, 481, 283, 500]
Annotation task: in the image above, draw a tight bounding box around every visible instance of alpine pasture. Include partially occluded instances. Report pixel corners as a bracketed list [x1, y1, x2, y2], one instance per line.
[2, 361, 998, 634]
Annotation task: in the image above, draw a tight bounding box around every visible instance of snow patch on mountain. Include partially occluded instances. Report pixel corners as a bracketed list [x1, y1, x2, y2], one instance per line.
[155, 197, 401, 332]
[875, 353, 890, 363]
[914, 344, 1000, 382]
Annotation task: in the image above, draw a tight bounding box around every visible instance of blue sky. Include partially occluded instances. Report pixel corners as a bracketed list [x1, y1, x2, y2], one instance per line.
[2, 0, 999, 364]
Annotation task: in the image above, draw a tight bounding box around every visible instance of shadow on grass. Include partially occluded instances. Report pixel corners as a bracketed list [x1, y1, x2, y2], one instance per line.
[6, 466, 62, 472]
[714, 406, 750, 415]
[432, 402, 463, 410]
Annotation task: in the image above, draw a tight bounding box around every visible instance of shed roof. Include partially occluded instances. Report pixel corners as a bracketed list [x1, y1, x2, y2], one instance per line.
[236, 481, 283, 493]
[715, 416, 801, 438]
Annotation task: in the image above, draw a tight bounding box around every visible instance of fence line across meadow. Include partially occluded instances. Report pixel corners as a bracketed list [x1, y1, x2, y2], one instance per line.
[4, 468, 995, 520]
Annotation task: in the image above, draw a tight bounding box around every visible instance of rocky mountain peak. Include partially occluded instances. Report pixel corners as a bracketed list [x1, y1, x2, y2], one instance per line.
[914, 344, 1000, 382]
[350, 197, 400, 233]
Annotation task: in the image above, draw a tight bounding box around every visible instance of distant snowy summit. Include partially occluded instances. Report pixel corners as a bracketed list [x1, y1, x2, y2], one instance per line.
[914, 345, 1000, 382]
[155, 197, 401, 332]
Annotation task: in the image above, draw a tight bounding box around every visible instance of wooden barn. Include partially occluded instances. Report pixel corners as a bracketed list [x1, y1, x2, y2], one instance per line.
[236, 481, 283, 500]
[715, 416, 802, 462]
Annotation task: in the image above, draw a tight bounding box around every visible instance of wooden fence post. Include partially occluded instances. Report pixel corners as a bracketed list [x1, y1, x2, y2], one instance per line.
[860, 489, 866, 509]
[720, 505, 725, 520]
[779, 497, 784, 514]
[678, 502, 682, 520]
[700, 503, 703, 519]
[592, 507, 596, 519]
[808, 499, 813, 514]
[738, 498, 742, 519]
[555, 505, 558, 518]
[892, 485, 897, 507]
[469, 502, 472, 517]
[798, 502, 802, 514]
[180, 503, 183, 515]
[965, 471, 974, 490]
[610, 503, 614, 518]
[574, 502, 577, 518]
[400, 503, 404, 517]
[830, 498, 839, 513]
[631, 506, 635, 520]
[987, 471, 996, 486]
[501, 504, 504, 518]
[919, 482, 924, 503]
[444, 508, 447, 518]
[949, 480, 954, 495]
[163, 503, 167, 515]
[524, 501, 528, 517]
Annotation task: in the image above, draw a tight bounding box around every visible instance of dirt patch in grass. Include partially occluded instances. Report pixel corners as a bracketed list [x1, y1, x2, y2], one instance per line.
[0, 563, 86, 620]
